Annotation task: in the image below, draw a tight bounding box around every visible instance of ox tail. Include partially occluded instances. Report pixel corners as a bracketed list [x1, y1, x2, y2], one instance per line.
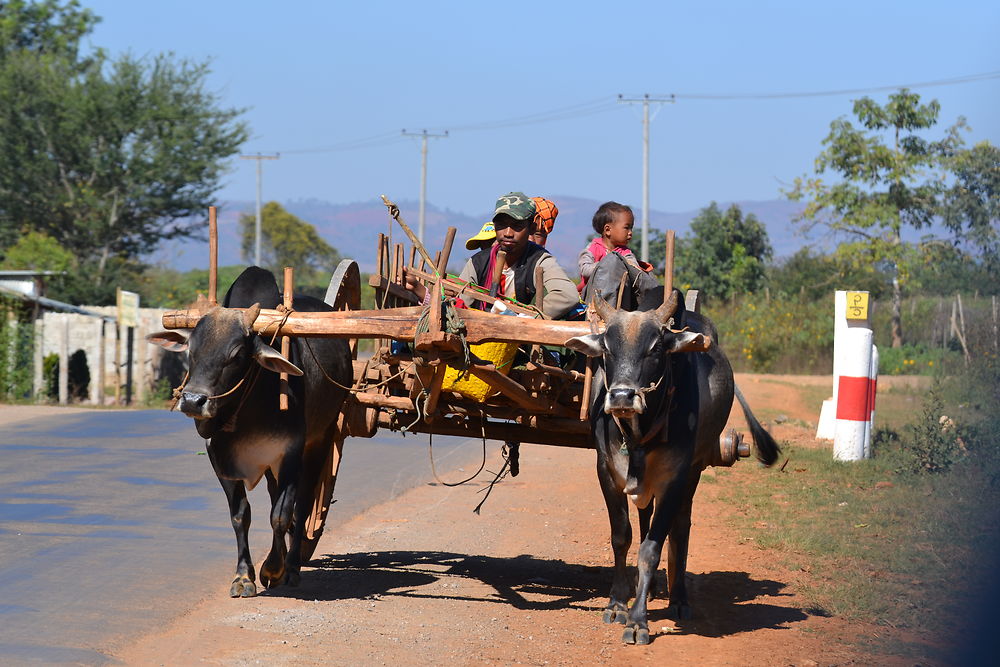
[734, 384, 781, 466]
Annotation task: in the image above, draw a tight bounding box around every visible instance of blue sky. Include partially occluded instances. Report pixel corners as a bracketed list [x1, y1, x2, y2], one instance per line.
[85, 1, 999, 218]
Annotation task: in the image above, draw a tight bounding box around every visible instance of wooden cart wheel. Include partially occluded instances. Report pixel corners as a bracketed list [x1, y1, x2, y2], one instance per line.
[300, 259, 361, 561]
[325, 258, 361, 312]
[300, 439, 344, 562]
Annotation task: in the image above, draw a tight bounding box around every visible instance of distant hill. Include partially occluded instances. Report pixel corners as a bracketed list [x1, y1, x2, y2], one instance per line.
[148, 196, 820, 275]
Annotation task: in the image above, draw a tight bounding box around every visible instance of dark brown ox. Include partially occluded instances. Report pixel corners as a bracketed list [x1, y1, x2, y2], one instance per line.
[148, 267, 351, 597]
[565, 289, 779, 644]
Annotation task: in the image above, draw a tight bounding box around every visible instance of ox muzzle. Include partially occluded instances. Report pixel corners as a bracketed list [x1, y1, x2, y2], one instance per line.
[605, 384, 647, 418]
[177, 390, 216, 419]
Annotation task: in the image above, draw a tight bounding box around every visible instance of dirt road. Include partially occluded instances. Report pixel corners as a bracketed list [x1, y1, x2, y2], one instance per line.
[102, 376, 913, 665]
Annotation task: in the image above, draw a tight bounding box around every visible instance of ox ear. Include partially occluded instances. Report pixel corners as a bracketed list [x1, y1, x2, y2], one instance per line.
[252, 338, 304, 376]
[146, 330, 189, 353]
[564, 333, 604, 358]
[666, 331, 712, 354]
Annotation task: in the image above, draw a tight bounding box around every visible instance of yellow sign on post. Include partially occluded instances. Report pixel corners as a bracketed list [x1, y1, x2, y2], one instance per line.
[846, 291, 869, 322]
[117, 289, 140, 328]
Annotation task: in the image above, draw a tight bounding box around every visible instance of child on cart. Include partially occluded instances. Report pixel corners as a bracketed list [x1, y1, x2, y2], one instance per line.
[577, 201, 653, 294]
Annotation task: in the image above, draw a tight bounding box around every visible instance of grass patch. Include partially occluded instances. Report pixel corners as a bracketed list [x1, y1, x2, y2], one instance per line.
[716, 385, 1000, 655]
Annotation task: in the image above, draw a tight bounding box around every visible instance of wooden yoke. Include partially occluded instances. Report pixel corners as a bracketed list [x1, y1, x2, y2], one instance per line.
[280, 266, 293, 411]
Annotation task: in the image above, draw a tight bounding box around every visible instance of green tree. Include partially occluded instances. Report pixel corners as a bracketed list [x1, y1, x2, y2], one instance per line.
[674, 202, 772, 301]
[766, 247, 890, 302]
[0, 1, 249, 303]
[0, 230, 75, 272]
[940, 141, 1000, 273]
[240, 202, 341, 288]
[0, 0, 97, 62]
[787, 89, 965, 347]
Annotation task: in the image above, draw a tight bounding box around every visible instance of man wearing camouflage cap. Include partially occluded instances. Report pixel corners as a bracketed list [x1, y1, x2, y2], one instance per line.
[406, 192, 579, 319]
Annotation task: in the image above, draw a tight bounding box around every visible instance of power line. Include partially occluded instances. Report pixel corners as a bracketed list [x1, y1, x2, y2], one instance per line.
[664, 69, 1000, 100]
[254, 69, 998, 157]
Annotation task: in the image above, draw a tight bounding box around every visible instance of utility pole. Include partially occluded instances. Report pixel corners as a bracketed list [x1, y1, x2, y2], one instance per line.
[617, 94, 675, 262]
[402, 129, 448, 244]
[239, 153, 280, 266]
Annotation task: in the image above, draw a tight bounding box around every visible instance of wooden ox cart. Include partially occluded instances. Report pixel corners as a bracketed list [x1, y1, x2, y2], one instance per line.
[160, 198, 750, 550]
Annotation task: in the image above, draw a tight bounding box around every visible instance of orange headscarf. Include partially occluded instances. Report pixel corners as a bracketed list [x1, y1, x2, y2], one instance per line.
[531, 197, 558, 234]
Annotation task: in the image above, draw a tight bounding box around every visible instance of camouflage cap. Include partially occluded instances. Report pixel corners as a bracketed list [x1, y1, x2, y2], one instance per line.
[492, 191, 536, 222]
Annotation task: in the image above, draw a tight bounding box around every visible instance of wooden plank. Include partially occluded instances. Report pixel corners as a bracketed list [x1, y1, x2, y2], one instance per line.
[162, 305, 596, 347]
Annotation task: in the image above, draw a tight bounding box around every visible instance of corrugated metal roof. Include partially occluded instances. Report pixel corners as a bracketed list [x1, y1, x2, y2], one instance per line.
[0, 284, 117, 322]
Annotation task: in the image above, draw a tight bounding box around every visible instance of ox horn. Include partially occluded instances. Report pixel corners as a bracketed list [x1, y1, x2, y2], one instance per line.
[655, 289, 680, 326]
[590, 293, 616, 323]
[242, 303, 262, 332]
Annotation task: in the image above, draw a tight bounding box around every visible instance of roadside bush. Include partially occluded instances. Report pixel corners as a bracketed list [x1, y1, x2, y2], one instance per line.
[878, 344, 958, 376]
[42, 353, 59, 400]
[708, 295, 833, 373]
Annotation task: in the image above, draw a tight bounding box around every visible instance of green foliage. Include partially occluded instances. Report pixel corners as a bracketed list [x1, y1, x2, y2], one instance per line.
[143, 376, 173, 407]
[0, 0, 98, 63]
[877, 344, 955, 376]
[941, 141, 1000, 273]
[906, 241, 995, 296]
[766, 247, 889, 301]
[0, 298, 34, 400]
[674, 202, 772, 301]
[137, 264, 247, 308]
[0, 2, 249, 300]
[42, 351, 58, 400]
[239, 202, 341, 288]
[890, 382, 962, 474]
[0, 230, 75, 272]
[708, 295, 832, 373]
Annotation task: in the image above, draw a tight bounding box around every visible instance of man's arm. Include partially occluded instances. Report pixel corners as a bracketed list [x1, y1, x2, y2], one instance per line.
[537, 255, 581, 319]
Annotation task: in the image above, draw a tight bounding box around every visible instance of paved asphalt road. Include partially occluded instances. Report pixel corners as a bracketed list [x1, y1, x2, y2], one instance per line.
[0, 409, 488, 665]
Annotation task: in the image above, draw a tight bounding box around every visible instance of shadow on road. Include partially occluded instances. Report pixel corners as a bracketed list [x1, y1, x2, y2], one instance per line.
[265, 550, 810, 638]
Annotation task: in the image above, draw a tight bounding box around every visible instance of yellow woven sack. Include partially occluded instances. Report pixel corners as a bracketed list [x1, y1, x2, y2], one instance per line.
[441, 341, 519, 402]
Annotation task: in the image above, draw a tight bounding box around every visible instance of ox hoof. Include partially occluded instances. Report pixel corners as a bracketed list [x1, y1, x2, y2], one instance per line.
[621, 625, 650, 645]
[285, 570, 301, 588]
[260, 564, 287, 590]
[667, 602, 692, 620]
[230, 576, 257, 598]
[602, 606, 628, 625]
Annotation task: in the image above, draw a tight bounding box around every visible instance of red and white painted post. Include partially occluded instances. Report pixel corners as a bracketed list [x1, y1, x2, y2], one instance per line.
[817, 291, 878, 460]
[834, 327, 874, 461]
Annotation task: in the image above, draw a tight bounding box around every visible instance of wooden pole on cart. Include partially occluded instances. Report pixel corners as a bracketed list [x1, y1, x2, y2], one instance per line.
[380, 195, 438, 274]
[490, 250, 507, 298]
[280, 266, 293, 411]
[663, 229, 675, 297]
[208, 206, 218, 305]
